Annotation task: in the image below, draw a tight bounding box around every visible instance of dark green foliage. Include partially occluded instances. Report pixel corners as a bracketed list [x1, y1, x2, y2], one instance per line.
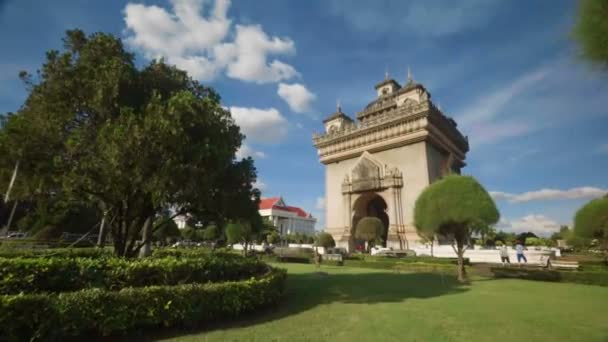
[414, 175, 499, 281]
[0, 267, 286, 341]
[225, 222, 250, 245]
[315, 232, 336, 249]
[572, 0, 608, 67]
[0, 30, 262, 257]
[0, 247, 111, 259]
[355, 217, 383, 250]
[152, 218, 180, 243]
[573, 197, 608, 249]
[490, 267, 608, 287]
[515, 232, 538, 244]
[0, 254, 268, 294]
[266, 231, 280, 244]
[203, 225, 219, 241]
[181, 226, 205, 242]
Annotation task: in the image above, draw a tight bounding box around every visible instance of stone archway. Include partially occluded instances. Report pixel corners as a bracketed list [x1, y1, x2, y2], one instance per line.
[351, 193, 389, 249]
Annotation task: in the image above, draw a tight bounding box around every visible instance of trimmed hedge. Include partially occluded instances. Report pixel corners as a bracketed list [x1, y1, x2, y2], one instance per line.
[490, 267, 608, 287]
[0, 247, 112, 259]
[0, 267, 287, 341]
[352, 255, 470, 265]
[0, 255, 268, 294]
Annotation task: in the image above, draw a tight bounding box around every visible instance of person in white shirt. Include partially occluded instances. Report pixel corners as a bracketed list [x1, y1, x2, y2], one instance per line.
[515, 241, 527, 265]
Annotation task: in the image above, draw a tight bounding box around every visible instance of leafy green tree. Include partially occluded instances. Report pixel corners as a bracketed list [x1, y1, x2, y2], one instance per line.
[573, 0, 608, 67]
[414, 175, 499, 282]
[0, 30, 261, 257]
[202, 225, 219, 242]
[525, 237, 543, 247]
[266, 231, 280, 245]
[574, 197, 608, 252]
[152, 217, 180, 245]
[225, 222, 252, 254]
[355, 217, 383, 253]
[315, 232, 336, 249]
[181, 226, 203, 242]
[516, 232, 538, 244]
[495, 230, 516, 246]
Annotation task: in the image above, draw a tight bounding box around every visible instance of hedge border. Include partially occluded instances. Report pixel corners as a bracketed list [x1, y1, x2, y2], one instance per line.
[0, 255, 268, 295]
[0, 267, 287, 341]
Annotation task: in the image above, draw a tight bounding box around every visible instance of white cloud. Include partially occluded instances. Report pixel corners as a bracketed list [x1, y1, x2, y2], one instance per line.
[229, 106, 288, 144]
[496, 215, 561, 237]
[455, 67, 548, 146]
[123, 0, 298, 83]
[315, 197, 326, 210]
[235, 144, 266, 160]
[253, 179, 267, 191]
[277, 83, 316, 113]
[490, 187, 608, 203]
[457, 69, 548, 127]
[221, 25, 298, 83]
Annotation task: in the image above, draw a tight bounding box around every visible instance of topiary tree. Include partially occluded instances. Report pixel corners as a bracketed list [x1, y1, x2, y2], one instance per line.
[225, 222, 252, 255]
[574, 197, 608, 255]
[316, 232, 336, 249]
[355, 217, 383, 253]
[414, 175, 499, 282]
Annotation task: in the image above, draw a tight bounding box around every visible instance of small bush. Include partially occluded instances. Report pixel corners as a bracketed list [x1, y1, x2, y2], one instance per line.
[0, 267, 287, 341]
[0, 254, 268, 294]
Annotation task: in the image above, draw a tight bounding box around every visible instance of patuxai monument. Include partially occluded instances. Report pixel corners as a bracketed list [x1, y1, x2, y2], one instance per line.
[313, 71, 469, 252]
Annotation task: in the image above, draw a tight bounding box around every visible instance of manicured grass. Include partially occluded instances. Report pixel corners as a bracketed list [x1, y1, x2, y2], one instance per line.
[153, 264, 608, 342]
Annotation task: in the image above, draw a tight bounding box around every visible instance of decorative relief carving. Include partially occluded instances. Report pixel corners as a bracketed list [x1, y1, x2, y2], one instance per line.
[342, 153, 403, 193]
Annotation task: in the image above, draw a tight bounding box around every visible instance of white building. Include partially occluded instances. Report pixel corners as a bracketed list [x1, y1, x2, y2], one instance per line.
[259, 197, 316, 236]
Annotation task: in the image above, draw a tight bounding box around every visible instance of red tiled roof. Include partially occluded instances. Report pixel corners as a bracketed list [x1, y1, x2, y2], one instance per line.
[259, 197, 280, 210]
[259, 197, 311, 218]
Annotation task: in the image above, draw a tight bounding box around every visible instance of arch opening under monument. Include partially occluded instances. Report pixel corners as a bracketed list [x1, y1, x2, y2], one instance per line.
[351, 192, 389, 250]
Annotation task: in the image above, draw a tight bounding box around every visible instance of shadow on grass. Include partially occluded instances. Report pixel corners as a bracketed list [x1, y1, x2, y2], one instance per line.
[109, 267, 468, 341]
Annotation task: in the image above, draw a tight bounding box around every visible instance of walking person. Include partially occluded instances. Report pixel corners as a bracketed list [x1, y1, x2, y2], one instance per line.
[515, 241, 527, 266]
[499, 244, 510, 266]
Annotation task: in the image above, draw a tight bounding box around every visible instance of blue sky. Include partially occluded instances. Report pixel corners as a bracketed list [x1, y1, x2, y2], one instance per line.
[1, 0, 607, 236]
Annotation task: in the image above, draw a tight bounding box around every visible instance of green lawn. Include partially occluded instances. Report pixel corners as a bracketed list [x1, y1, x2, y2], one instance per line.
[156, 264, 608, 342]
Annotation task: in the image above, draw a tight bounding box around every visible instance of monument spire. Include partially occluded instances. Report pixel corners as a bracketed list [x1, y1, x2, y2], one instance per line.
[385, 66, 389, 80]
[407, 66, 413, 84]
[337, 98, 341, 112]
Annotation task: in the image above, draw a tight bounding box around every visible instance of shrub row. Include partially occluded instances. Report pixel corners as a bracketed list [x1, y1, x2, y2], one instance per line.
[0, 267, 287, 341]
[351, 255, 470, 265]
[341, 259, 457, 272]
[0, 247, 112, 259]
[0, 254, 268, 294]
[490, 267, 608, 287]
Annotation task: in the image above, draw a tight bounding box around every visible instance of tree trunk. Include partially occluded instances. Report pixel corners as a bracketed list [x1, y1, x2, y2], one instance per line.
[4, 200, 18, 232]
[456, 247, 466, 282]
[430, 239, 434, 257]
[97, 212, 108, 248]
[139, 216, 152, 258]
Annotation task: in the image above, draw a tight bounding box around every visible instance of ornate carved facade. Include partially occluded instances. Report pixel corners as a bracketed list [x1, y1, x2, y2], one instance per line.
[313, 72, 469, 251]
